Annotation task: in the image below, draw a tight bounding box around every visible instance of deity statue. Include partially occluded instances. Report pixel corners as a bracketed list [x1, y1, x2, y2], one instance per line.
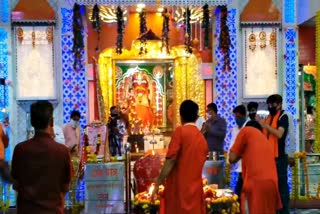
[129, 70, 155, 128]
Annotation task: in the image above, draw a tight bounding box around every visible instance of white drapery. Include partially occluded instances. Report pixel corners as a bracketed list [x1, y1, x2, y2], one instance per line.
[243, 27, 278, 98]
[16, 26, 55, 100]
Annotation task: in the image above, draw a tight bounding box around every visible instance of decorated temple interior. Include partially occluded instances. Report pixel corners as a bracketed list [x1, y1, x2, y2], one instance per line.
[0, 0, 320, 213]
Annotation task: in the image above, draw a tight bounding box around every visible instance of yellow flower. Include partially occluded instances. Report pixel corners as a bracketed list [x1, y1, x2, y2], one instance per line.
[86, 146, 91, 153]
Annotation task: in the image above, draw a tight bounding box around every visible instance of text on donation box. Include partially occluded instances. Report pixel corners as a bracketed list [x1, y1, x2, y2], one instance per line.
[85, 163, 124, 214]
[202, 160, 224, 188]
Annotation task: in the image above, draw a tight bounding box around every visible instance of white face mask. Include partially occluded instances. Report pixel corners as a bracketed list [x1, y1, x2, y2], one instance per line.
[71, 119, 78, 128]
[206, 113, 212, 120]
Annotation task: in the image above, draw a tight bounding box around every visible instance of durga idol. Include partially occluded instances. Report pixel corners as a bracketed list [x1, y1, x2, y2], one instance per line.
[130, 71, 155, 128]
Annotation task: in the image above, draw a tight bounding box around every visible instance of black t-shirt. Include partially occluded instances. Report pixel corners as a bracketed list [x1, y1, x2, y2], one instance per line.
[277, 112, 289, 156]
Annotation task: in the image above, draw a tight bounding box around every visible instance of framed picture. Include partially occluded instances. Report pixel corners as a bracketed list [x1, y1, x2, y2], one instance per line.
[114, 60, 174, 131]
[242, 27, 279, 98]
[15, 26, 56, 100]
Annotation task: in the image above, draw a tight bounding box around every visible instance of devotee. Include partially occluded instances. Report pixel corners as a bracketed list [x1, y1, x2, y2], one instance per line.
[154, 100, 208, 214]
[11, 101, 72, 213]
[63, 110, 81, 156]
[108, 106, 125, 156]
[305, 106, 315, 153]
[257, 94, 293, 214]
[229, 105, 248, 202]
[0, 118, 11, 182]
[229, 121, 282, 214]
[247, 101, 259, 121]
[202, 102, 226, 159]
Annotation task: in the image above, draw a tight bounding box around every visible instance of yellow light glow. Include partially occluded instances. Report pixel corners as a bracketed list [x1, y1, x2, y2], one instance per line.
[156, 12, 162, 17]
[97, 41, 205, 129]
[137, 3, 145, 8]
[157, 7, 164, 12]
[136, 7, 142, 13]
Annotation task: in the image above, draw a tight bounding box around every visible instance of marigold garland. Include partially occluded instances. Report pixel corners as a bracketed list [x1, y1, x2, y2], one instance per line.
[290, 152, 318, 200]
[72, 3, 84, 70]
[202, 4, 210, 49]
[139, 8, 148, 55]
[116, 6, 125, 54]
[161, 7, 170, 54]
[91, 4, 101, 52]
[217, 5, 231, 71]
[184, 7, 192, 54]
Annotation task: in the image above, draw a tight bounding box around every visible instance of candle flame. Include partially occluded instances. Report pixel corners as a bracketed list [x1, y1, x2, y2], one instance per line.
[152, 150, 155, 156]
[148, 184, 155, 195]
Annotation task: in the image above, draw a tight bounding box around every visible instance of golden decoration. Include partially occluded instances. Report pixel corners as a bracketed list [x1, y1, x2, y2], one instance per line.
[315, 10, 320, 153]
[46, 26, 53, 44]
[248, 33, 256, 52]
[270, 30, 277, 48]
[259, 31, 266, 49]
[98, 41, 205, 129]
[16, 27, 24, 43]
[31, 31, 36, 48]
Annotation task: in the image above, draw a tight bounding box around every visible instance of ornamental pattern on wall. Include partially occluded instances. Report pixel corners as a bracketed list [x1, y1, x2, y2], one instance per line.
[61, 8, 87, 202]
[0, 28, 9, 108]
[0, 0, 9, 24]
[215, 8, 237, 152]
[215, 8, 237, 190]
[61, 8, 87, 128]
[284, 28, 298, 192]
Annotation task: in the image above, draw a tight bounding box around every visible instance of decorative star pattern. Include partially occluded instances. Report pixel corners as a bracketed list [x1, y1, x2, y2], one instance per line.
[61, 8, 87, 202]
[284, 28, 298, 193]
[215, 8, 238, 190]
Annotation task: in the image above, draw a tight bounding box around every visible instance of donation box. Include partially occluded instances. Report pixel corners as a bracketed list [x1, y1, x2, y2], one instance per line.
[85, 163, 125, 214]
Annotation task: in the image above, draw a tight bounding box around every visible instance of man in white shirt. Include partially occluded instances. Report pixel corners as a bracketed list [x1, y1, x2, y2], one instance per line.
[53, 125, 65, 145]
[195, 115, 206, 131]
[229, 105, 248, 201]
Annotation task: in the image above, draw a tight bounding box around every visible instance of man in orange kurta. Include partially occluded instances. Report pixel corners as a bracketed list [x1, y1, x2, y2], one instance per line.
[229, 122, 282, 214]
[154, 100, 208, 214]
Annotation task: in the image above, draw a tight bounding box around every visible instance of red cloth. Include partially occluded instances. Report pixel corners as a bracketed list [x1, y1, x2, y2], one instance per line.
[164, 124, 208, 214]
[133, 154, 162, 193]
[231, 127, 282, 214]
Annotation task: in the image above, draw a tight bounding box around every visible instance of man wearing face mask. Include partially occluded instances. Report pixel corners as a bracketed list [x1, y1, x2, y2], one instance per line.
[228, 105, 252, 203]
[63, 110, 81, 156]
[247, 102, 259, 121]
[108, 106, 124, 156]
[202, 103, 227, 159]
[257, 94, 292, 214]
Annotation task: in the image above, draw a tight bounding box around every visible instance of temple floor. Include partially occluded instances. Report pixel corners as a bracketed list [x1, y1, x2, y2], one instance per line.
[0, 208, 319, 213]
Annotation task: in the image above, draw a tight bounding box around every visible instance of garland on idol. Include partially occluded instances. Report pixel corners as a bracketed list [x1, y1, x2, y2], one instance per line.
[72, 3, 84, 70]
[116, 6, 125, 54]
[161, 7, 170, 55]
